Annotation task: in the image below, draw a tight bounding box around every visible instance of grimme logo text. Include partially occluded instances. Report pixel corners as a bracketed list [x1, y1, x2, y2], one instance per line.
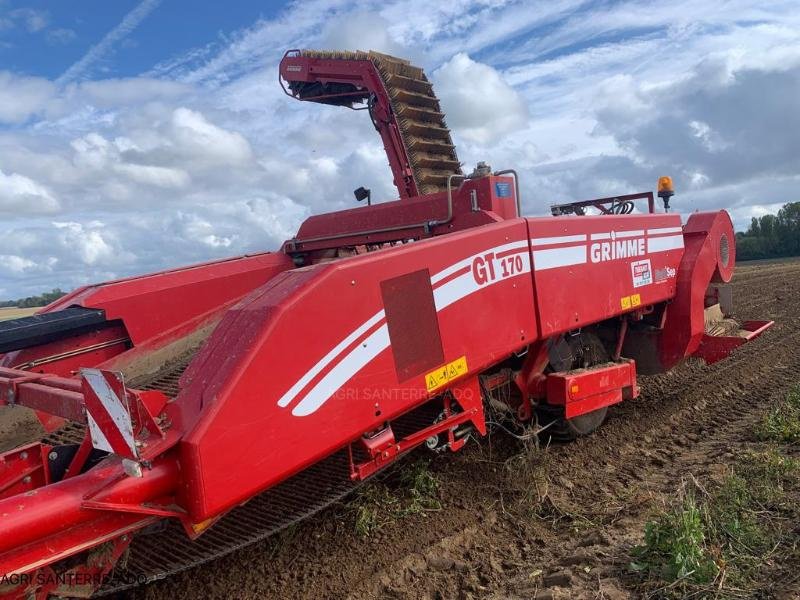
[590, 237, 645, 263]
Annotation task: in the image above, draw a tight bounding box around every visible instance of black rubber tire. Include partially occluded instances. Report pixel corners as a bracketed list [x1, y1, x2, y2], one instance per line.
[536, 332, 611, 440]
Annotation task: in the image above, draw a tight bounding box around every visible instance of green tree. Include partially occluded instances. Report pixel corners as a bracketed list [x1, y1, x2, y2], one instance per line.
[737, 202, 800, 261]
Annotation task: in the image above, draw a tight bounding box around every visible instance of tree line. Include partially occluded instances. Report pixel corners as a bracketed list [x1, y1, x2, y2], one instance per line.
[736, 202, 800, 261]
[0, 289, 67, 309]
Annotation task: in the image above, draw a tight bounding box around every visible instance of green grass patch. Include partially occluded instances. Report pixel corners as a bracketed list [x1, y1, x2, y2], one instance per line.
[631, 447, 800, 597]
[350, 459, 441, 536]
[756, 387, 800, 444]
[631, 492, 719, 584]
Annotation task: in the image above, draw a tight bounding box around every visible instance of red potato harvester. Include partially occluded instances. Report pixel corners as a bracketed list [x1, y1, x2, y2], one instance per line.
[0, 50, 772, 598]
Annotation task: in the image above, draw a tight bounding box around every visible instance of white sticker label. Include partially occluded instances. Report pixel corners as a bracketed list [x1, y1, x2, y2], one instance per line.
[631, 259, 653, 288]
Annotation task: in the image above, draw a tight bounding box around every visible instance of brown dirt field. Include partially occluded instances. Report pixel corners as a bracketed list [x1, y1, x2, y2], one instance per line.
[2, 259, 798, 599]
[0, 307, 37, 321]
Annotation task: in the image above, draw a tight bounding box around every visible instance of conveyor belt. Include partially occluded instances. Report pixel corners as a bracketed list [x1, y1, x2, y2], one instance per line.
[98, 449, 357, 595]
[97, 400, 443, 595]
[293, 50, 462, 195]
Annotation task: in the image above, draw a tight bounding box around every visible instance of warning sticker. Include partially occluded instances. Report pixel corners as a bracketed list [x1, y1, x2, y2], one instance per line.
[425, 356, 468, 392]
[631, 259, 653, 288]
[620, 294, 641, 310]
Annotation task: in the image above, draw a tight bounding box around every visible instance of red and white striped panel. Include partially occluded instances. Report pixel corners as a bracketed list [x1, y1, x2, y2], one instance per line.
[81, 368, 138, 460]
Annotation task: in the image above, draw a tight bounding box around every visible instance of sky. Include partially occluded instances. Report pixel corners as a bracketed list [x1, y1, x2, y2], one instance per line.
[0, 0, 798, 298]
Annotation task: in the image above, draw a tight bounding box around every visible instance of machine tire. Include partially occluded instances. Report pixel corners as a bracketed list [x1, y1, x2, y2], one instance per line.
[537, 332, 611, 440]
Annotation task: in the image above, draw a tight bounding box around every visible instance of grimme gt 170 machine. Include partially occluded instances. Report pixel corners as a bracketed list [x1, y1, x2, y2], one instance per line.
[0, 50, 772, 598]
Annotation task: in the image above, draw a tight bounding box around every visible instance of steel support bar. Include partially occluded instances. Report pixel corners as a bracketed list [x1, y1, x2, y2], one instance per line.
[0, 368, 86, 423]
[0, 455, 179, 560]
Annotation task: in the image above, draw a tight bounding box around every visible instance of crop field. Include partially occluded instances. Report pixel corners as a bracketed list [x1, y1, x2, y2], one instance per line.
[0, 307, 38, 321]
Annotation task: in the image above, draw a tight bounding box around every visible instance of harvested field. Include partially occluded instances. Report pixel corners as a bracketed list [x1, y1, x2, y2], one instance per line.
[1, 259, 798, 599]
[0, 307, 37, 321]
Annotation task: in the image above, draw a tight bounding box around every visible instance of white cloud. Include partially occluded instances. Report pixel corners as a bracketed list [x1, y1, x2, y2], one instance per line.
[9, 8, 49, 33]
[320, 11, 405, 55]
[0, 255, 36, 274]
[0, 169, 60, 214]
[52, 221, 115, 265]
[0, 0, 798, 297]
[433, 53, 528, 144]
[57, 0, 161, 85]
[46, 28, 77, 45]
[0, 72, 55, 123]
[170, 107, 253, 166]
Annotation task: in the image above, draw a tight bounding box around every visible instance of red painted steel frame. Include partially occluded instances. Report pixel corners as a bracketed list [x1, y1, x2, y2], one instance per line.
[545, 360, 639, 419]
[285, 175, 518, 254]
[0, 49, 776, 598]
[695, 320, 774, 364]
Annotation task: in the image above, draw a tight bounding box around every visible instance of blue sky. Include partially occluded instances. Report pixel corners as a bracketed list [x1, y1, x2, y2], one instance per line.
[0, 0, 798, 298]
[1, 1, 284, 79]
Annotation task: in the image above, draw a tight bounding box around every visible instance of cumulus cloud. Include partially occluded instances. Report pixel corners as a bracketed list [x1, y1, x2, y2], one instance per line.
[0, 72, 55, 123]
[170, 107, 254, 166]
[0, 0, 798, 297]
[0, 169, 60, 214]
[320, 11, 407, 56]
[590, 57, 800, 210]
[433, 53, 528, 144]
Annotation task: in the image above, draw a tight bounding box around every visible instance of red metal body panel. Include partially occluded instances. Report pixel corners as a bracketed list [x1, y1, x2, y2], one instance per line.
[179, 219, 537, 519]
[40, 252, 293, 345]
[528, 214, 684, 336]
[658, 211, 737, 370]
[285, 176, 517, 253]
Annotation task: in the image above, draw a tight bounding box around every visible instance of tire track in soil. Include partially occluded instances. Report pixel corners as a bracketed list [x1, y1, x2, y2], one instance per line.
[130, 258, 800, 600]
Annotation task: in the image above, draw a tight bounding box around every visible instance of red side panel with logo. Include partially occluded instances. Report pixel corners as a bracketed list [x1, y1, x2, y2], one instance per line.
[178, 219, 538, 520]
[527, 214, 684, 336]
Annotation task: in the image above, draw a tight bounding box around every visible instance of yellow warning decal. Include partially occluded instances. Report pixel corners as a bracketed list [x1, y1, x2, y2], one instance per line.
[620, 294, 642, 310]
[425, 356, 468, 392]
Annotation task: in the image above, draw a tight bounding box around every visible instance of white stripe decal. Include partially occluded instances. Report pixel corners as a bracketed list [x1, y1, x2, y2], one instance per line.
[290, 246, 532, 416]
[532, 245, 587, 270]
[615, 229, 645, 238]
[647, 226, 683, 235]
[647, 234, 684, 253]
[530, 234, 587, 246]
[293, 325, 391, 416]
[277, 310, 385, 407]
[86, 413, 115, 454]
[590, 233, 611, 240]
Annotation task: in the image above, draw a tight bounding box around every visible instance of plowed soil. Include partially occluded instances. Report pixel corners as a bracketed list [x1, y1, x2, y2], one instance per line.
[2, 259, 798, 599]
